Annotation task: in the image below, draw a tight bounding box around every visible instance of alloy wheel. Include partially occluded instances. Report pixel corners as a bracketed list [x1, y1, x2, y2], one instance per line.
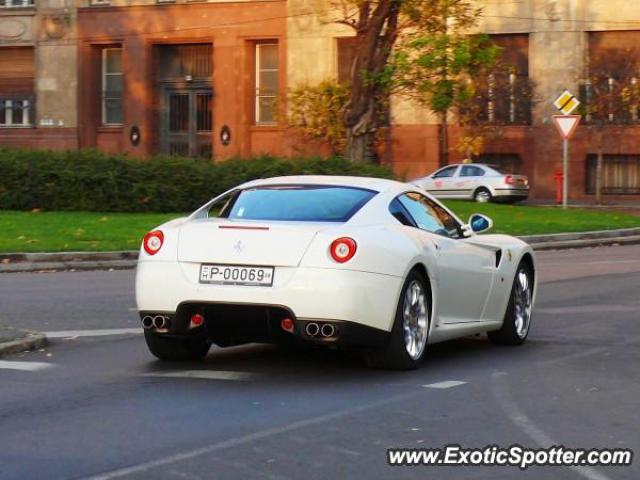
[475, 189, 491, 203]
[402, 280, 429, 360]
[513, 268, 532, 339]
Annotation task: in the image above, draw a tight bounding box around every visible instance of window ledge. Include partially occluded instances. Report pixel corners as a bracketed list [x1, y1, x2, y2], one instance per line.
[250, 124, 282, 132]
[0, 7, 36, 16]
[97, 125, 123, 132]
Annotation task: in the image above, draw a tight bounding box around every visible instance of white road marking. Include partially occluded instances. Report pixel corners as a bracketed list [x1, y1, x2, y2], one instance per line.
[142, 370, 254, 381]
[81, 390, 422, 480]
[0, 360, 54, 371]
[44, 328, 142, 338]
[423, 380, 467, 389]
[491, 372, 612, 480]
[324, 444, 362, 457]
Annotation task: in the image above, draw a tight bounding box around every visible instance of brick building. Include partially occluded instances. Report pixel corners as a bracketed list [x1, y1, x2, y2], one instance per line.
[1, 0, 640, 201]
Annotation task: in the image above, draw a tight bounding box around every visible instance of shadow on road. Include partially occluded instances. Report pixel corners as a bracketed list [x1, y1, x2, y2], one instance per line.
[140, 335, 540, 386]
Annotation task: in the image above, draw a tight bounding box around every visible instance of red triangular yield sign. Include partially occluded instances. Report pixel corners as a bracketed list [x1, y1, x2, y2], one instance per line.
[552, 115, 581, 139]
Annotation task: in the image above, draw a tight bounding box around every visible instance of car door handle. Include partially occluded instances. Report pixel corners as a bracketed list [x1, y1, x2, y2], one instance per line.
[432, 240, 440, 250]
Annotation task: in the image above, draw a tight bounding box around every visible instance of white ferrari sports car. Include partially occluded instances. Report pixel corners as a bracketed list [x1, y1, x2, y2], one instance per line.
[136, 176, 536, 369]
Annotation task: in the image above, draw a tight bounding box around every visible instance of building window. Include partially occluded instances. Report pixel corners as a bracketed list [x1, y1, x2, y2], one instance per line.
[584, 31, 640, 125]
[0, 98, 34, 127]
[337, 37, 357, 84]
[102, 48, 123, 125]
[472, 34, 532, 125]
[158, 44, 212, 81]
[475, 153, 523, 174]
[586, 154, 640, 195]
[0, 46, 35, 128]
[255, 43, 279, 124]
[0, 0, 34, 7]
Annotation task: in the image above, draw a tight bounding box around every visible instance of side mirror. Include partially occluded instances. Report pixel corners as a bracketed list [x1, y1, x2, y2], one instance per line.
[468, 213, 493, 234]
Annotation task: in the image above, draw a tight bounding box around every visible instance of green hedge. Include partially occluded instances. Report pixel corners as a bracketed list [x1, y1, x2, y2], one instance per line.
[0, 149, 395, 213]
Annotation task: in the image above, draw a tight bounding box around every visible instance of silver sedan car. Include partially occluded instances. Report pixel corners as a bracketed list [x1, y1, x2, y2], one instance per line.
[412, 164, 529, 203]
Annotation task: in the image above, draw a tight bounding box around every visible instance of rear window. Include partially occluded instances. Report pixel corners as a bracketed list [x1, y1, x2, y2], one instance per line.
[224, 185, 377, 222]
[486, 165, 509, 175]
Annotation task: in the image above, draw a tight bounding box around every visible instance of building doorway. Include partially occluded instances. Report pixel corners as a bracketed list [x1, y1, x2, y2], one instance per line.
[157, 44, 213, 159]
[162, 89, 212, 158]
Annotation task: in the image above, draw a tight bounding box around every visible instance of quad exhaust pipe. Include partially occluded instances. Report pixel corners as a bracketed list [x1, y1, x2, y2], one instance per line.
[320, 323, 335, 337]
[305, 322, 337, 339]
[153, 315, 168, 329]
[305, 322, 320, 337]
[142, 315, 170, 330]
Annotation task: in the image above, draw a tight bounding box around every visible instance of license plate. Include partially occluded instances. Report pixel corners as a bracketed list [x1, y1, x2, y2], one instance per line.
[199, 264, 274, 286]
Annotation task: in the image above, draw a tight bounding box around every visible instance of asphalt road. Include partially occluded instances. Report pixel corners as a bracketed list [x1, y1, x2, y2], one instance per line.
[1, 245, 639, 479]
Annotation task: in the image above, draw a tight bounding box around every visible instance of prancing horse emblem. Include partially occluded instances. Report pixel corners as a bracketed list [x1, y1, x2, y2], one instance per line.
[233, 240, 244, 255]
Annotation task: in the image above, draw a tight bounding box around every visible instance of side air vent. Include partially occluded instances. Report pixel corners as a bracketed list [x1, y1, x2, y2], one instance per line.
[495, 250, 503, 268]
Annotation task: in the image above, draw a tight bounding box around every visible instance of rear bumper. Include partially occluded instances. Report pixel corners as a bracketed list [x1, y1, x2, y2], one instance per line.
[136, 260, 403, 333]
[492, 187, 529, 200]
[140, 308, 390, 348]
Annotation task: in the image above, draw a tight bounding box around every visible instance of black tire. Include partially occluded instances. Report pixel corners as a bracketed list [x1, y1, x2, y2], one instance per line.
[488, 261, 533, 346]
[364, 271, 430, 370]
[144, 331, 211, 361]
[473, 187, 492, 203]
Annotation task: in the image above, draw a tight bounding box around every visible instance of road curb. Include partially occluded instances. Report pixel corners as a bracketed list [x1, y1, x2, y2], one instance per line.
[1, 251, 137, 263]
[0, 259, 137, 273]
[519, 226, 640, 243]
[0, 251, 138, 273]
[0, 331, 47, 357]
[520, 227, 640, 251]
[2, 227, 640, 272]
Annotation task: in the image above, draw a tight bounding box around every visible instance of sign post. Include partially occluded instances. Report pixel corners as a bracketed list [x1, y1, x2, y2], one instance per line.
[562, 135, 569, 209]
[552, 90, 581, 208]
[551, 115, 581, 208]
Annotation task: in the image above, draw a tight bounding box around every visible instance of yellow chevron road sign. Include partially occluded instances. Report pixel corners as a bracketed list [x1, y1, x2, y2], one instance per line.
[554, 90, 580, 115]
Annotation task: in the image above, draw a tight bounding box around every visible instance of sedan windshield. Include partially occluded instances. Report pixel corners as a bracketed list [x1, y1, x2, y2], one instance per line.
[224, 185, 377, 222]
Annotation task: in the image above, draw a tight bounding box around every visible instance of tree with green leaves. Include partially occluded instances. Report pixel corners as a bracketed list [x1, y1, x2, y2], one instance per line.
[322, 0, 502, 164]
[456, 62, 535, 162]
[393, 1, 501, 167]
[329, 0, 401, 163]
[285, 80, 350, 156]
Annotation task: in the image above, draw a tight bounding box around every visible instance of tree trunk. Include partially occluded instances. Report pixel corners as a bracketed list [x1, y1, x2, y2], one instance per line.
[345, 103, 378, 163]
[439, 110, 449, 167]
[345, 129, 375, 164]
[344, 0, 400, 163]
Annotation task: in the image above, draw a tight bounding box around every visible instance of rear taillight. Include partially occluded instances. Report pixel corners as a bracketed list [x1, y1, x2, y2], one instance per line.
[330, 237, 357, 263]
[190, 313, 204, 328]
[505, 175, 515, 185]
[143, 230, 164, 255]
